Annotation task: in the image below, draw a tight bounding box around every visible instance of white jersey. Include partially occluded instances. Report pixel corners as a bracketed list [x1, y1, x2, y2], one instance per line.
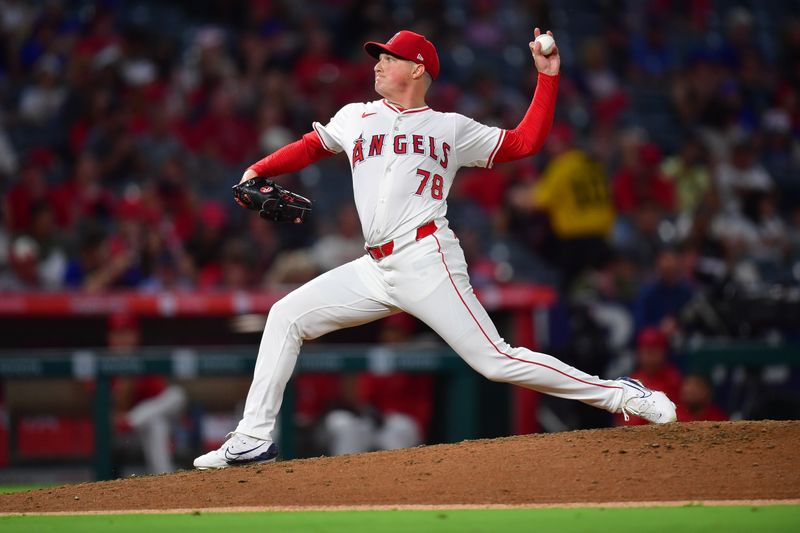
[313, 99, 506, 246]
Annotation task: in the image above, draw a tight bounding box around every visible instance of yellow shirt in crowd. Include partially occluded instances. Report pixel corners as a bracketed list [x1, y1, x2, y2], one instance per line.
[533, 149, 615, 239]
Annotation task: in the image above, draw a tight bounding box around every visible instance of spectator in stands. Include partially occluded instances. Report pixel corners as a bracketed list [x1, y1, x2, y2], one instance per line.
[309, 204, 365, 273]
[718, 192, 789, 281]
[62, 223, 138, 292]
[715, 136, 774, 218]
[516, 123, 615, 289]
[152, 156, 197, 243]
[108, 312, 186, 474]
[613, 201, 667, 269]
[676, 374, 728, 422]
[0, 235, 41, 290]
[218, 238, 255, 290]
[578, 37, 628, 126]
[187, 201, 228, 285]
[628, 14, 676, 82]
[323, 313, 434, 455]
[26, 201, 66, 289]
[660, 134, 712, 215]
[242, 213, 281, 276]
[292, 25, 349, 102]
[633, 247, 695, 336]
[83, 96, 139, 186]
[265, 248, 318, 286]
[135, 102, 187, 179]
[613, 142, 676, 216]
[761, 86, 798, 204]
[617, 327, 682, 426]
[3, 151, 54, 234]
[584, 248, 641, 304]
[17, 54, 67, 125]
[187, 85, 258, 167]
[137, 223, 195, 293]
[51, 151, 115, 230]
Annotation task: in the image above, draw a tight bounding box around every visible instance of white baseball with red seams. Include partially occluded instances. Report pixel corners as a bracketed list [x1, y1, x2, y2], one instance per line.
[200, 29, 677, 461]
[535, 34, 555, 56]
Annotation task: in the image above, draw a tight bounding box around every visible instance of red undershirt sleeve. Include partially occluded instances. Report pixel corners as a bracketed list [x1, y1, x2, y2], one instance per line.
[248, 131, 335, 177]
[493, 72, 560, 164]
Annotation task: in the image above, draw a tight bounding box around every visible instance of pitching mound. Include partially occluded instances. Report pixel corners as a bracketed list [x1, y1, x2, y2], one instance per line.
[1, 420, 798, 513]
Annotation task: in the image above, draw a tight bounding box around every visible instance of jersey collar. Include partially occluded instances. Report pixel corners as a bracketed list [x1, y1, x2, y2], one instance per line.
[382, 99, 431, 115]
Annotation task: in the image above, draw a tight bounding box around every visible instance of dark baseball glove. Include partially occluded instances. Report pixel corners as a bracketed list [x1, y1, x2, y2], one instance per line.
[232, 177, 312, 224]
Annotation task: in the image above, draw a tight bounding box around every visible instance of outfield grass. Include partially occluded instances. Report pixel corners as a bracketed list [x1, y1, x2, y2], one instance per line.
[0, 505, 798, 532]
[0, 485, 53, 494]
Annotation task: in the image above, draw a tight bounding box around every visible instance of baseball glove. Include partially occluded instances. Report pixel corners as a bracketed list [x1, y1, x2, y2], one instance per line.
[232, 177, 312, 224]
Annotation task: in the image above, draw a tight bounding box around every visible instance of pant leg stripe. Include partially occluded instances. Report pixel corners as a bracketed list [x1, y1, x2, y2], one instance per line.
[432, 234, 622, 391]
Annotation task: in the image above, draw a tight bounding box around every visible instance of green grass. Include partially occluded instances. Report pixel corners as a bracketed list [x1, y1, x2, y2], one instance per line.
[0, 505, 798, 532]
[0, 485, 53, 494]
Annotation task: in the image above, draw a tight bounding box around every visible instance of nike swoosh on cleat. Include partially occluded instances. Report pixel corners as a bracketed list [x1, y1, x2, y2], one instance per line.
[620, 378, 653, 397]
[225, 443, 278, 465]
[361, 112, 376, 118]
[224, 442, 266, 461]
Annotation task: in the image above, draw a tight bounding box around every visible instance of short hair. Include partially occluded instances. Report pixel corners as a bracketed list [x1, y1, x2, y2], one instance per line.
[423, 71, 432, 90]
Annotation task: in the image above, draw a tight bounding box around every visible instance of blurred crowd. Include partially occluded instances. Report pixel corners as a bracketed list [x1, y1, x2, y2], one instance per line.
[1, 0, 799, 443]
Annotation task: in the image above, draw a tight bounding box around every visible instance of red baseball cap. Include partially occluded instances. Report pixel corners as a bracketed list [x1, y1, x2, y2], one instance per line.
[364, 30, 440, 80]
[637, 327, 667, 349]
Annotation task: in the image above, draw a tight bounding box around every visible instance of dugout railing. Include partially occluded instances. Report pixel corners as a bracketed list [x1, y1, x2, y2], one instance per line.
[0, 345, 480, 480]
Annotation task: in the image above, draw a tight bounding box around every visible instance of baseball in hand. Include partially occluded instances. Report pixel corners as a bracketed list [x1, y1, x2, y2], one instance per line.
[535, 34, 555, 56]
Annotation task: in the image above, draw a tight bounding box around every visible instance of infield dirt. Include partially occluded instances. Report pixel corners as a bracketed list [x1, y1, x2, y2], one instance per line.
[1, 420, 798, 513]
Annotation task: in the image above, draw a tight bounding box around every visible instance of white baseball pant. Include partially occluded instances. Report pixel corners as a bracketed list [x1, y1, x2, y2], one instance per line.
[235, 219, 624, 441]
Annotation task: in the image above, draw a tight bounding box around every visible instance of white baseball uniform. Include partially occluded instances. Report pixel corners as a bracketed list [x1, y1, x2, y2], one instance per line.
[233, 99, 626, 441]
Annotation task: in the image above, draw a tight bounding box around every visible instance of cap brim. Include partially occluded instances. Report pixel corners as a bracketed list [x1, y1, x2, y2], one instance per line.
[364, 41, 410, 62]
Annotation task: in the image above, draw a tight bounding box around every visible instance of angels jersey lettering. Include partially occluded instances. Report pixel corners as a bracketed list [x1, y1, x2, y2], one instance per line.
[313, 100, 505, 246]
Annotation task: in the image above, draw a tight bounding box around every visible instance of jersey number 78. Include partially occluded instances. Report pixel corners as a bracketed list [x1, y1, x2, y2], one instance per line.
[414, 168, 444, 200]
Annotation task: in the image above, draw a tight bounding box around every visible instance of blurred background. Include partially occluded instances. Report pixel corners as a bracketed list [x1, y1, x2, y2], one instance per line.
[0, 0, 798, 483]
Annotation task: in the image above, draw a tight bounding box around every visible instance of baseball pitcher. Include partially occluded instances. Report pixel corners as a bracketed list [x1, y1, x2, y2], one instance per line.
[194, 28, 676, 469]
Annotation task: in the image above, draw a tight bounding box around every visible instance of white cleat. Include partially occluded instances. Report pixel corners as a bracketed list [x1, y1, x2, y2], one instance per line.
[616, 377, 677, 424]
[193, 432, 278, 470]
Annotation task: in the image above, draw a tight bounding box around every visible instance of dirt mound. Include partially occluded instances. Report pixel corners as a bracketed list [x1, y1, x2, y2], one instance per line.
[2, 421, 798, 513]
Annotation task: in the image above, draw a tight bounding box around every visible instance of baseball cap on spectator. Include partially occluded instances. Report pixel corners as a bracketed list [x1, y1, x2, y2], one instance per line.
[364, 30, 440, 80]
[637, 327, 667, 349]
